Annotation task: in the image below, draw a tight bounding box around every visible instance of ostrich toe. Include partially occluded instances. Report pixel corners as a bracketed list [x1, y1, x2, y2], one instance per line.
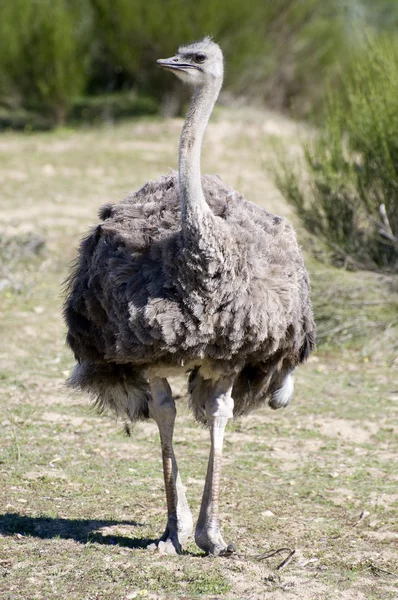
[195, 527, 236, 556]
[157, 537, 181, 555]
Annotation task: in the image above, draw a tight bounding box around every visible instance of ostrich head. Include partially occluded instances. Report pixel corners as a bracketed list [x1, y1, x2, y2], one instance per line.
[157, 37, 223, 87]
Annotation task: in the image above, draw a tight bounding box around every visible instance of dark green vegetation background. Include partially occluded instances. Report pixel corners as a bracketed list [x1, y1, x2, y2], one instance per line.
[1, 0, 398, 127]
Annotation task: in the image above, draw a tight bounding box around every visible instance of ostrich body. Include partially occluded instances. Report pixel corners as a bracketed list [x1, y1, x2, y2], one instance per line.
[64, 38, 316, 556]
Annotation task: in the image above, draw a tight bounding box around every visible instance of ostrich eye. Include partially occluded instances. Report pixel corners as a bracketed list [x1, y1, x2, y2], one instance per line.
[194, 53, 207, 64]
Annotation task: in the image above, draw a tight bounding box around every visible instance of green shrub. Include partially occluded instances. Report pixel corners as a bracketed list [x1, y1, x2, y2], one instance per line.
[90, 0, 266, 113]
[90, 0, 347, 116]
[0, 0, 92, 125]
[359, 0, 398, 30]
[1, 0, 397, 126]
[276, 33, 398, 272]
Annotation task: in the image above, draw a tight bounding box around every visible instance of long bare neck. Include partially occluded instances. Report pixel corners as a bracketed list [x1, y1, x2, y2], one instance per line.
[178, 77, 222, 233]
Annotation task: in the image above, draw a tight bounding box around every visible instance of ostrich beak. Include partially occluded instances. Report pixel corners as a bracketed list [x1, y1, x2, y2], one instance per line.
[157, 57, 197, 72]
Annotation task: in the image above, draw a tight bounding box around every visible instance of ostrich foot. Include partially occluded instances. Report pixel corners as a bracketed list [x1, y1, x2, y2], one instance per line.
[147, 533, 183, 555]
[156, 512, 193, 554]
[195, 527, 236, 557]
[157, 537, 181, 555]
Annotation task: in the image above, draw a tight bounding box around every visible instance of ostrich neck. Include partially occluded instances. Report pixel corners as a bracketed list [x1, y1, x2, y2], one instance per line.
[178, 78, 222, 229]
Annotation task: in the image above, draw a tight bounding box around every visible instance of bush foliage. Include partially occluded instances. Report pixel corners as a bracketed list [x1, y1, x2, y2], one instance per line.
[276, 34, 398, 272]
[90, 0, 348, 114]
[0, 0, 351, 125]
[0, 0, 397, 128]
[0, 0, 92, 125]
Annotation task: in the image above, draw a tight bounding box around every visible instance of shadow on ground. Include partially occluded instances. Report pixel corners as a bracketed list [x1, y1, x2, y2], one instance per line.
[0, 513, 154, 549]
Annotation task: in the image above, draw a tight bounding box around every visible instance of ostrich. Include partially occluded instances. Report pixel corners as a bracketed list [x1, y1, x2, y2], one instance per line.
[64, 37, 315, 556]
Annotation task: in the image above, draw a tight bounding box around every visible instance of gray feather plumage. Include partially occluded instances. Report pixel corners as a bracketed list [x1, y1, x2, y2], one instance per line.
[64, 171, 315, 421]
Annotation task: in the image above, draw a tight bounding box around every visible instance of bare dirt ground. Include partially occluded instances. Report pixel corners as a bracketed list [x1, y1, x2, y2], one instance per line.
[0, 110, 397, 599]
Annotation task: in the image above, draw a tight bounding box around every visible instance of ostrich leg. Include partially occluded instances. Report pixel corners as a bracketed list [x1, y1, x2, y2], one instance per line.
[195, 377, 236, 556]
[148, 377, 193, 554]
